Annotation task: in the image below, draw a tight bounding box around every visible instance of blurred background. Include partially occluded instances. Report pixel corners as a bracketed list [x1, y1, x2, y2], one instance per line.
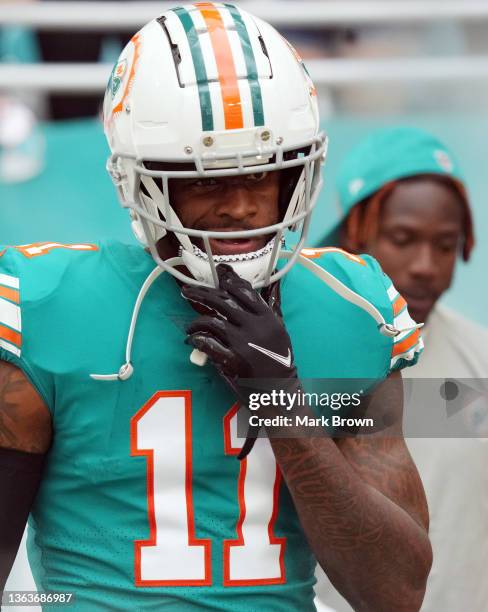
[1, 0, 487, 324]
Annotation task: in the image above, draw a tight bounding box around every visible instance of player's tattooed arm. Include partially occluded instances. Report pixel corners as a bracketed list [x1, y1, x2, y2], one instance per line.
[0, 360, 52, 453]
[269, 371, 432, 612]
[0, 361, 51, 591]
[183, 266, 430, 609]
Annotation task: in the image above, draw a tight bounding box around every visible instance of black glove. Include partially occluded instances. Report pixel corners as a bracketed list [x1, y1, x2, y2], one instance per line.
[182, 264, 299, 458]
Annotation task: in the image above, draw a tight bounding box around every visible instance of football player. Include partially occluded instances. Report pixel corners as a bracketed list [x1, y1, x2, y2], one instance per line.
[0, 4, 431, 611]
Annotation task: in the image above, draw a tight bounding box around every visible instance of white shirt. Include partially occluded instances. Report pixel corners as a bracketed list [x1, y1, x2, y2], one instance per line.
[315, 304, 488, 612]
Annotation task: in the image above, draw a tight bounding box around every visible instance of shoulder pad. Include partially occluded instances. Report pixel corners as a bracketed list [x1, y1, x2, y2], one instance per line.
[298, 247, 387, 305]
[298, 247, 423, 373]
[0, 242, 100, 357]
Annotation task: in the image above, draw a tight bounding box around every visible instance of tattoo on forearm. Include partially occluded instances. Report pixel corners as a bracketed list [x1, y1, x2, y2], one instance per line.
[272, 437, 385, 550]
[271, 436, 430, 610]
[339, 435, 429, 530]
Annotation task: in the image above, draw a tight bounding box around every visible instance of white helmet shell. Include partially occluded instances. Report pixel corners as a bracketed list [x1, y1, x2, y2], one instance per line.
[103, 2, 326, 287]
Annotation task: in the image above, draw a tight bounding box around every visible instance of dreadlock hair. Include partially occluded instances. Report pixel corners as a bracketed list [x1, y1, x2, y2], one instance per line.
[343, 175, 475, 262]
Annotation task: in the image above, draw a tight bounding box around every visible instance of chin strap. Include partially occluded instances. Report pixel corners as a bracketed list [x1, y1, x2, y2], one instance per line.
[89, 264, 165, 381]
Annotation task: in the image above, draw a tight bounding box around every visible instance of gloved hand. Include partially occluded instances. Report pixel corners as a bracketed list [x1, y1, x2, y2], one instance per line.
[182, 263, 297, 383]
[182, 264, 299, 458]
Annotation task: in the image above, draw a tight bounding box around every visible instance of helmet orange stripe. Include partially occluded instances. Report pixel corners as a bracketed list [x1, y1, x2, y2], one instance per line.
[0, 324, 21, 348]
[196, 3, 244, 130]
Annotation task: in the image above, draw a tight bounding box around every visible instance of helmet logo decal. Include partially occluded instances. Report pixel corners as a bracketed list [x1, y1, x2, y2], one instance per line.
[434, 149, 454, 173]
[109, 59, 127, 99]
[282, 36, 317, 97]
[110, 33, 142, 120]
[172, 3, 265, 131]
[349, 178, 365, 196]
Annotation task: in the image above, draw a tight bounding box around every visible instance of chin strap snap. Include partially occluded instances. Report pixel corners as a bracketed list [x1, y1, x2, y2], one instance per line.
[379, 322, 424, 338]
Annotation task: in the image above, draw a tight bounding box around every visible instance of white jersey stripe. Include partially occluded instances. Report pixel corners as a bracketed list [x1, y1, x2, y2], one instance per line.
[0, 273, 19, 289]
[0, 338, 20, 358]
[393, 309, 418, 336]
[0, 297, 21, 332]
[387, 284, 398, 301]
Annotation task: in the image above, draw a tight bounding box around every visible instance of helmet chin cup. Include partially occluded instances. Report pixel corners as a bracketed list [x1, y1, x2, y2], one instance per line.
[181, 241, 279, 288]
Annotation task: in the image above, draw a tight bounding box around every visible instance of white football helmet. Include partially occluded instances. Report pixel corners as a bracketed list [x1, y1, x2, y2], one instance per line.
[103, 2, 327, 287]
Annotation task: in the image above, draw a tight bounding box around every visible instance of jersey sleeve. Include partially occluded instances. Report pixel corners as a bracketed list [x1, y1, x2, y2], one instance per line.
[0, 250, 22, 363]
[297, 247, 423, 381]
[301, 248, 424, 375]
[383, 278, 424, 374]
[0, 247, 54, 409]
[338, 251, 424, 374]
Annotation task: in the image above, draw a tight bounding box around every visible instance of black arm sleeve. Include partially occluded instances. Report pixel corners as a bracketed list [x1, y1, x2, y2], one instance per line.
[0, 447, 46, 593]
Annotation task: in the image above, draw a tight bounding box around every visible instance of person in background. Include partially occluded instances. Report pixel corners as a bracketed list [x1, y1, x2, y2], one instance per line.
[315, 126, 488, 612]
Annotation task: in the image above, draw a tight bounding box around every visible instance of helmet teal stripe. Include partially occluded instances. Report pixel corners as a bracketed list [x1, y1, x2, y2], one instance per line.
[172, 6, 214, 132]
[225, 3, 265, 127]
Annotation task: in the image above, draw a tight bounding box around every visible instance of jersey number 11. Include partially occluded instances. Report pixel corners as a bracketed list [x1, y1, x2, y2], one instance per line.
[131, 391, 286, 587]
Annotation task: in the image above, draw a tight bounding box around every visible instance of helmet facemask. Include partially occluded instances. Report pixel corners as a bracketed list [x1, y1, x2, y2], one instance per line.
[108, 133, 326, 288]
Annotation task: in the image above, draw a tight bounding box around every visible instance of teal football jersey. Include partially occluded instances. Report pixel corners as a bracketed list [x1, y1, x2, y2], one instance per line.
[0, 241, 422, 611]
